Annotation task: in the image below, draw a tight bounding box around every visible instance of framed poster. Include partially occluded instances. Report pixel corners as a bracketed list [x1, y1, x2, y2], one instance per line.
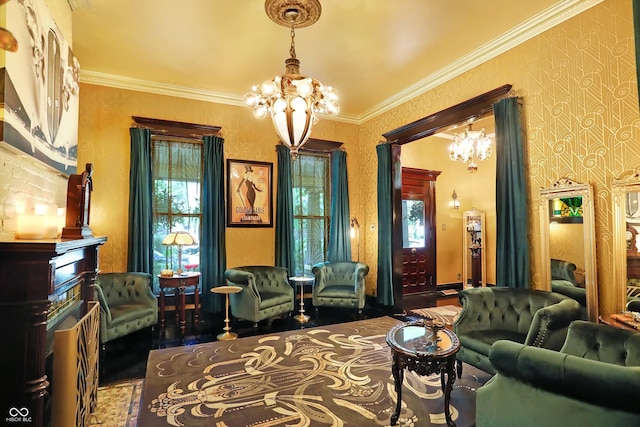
[227, 159, 273, 227]
[1, 0, 80, 175]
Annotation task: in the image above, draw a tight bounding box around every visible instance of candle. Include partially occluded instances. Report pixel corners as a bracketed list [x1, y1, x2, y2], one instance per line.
[16, 214, 45, 239]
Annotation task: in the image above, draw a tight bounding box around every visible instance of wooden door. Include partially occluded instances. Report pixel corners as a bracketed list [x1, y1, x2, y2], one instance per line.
[401, 168, 440, 296]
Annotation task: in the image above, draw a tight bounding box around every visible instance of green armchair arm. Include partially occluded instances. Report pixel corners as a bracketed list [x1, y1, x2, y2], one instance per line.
[94, 283, 113, 324]
[489, 340, 640, 414]
[224, 269, 260, 300]
[525, 298, 581, 349]
[454, 288, 494, 336]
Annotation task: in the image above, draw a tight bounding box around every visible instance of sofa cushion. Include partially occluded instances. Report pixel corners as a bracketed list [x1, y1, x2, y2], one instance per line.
[109, 304, 157, 326]
[259, 291, 294, 309]
[460, 329, 527, 356]
[315, 285, 357, 298]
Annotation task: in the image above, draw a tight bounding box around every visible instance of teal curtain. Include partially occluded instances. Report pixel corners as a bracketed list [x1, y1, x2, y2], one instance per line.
[327, 150, 352, 261]
[127, 127, 153, 273]
[494, 97, 530, 288]
[275, 144, 294, 273]
[200, 135, 226, 313]
[634, 0, 640, 108]
[376, 144, 394, 306]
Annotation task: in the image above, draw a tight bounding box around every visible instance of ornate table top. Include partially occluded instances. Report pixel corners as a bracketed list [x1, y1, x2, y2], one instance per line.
[386, 319, 460, 359]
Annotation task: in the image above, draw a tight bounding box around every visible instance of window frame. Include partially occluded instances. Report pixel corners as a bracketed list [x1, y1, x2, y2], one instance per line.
[151, 136, 204, 292]
[292, 150, 332, 276]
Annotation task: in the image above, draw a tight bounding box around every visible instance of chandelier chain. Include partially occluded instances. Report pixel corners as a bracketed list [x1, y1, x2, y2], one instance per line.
[289, 22, 297, 59]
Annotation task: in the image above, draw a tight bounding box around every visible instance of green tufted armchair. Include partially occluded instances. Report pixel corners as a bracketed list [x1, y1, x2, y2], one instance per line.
[476, 320, 640, 427]
[311, 261, 369, 315]
[94, 272, 158, 351]
[453, 287, 582, 377]
[224, 266, 294, 327]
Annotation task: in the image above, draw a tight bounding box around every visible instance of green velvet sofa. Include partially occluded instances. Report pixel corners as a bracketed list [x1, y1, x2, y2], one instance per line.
[453, 287, 582, 376]
[476, 320, 640, 427]
[224, 266, 294, 327]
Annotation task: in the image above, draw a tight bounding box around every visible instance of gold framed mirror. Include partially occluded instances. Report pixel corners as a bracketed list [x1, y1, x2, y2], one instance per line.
[611, 172, 640, 314]
[539, 178, 598, 321]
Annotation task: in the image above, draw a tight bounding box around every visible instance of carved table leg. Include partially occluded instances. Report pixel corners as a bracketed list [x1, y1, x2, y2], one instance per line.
[443, 358, 457, 427]
[179, 287, 186, 336]
[159, 289, 166, 334]
[193, 286, 200, 325]
[390, 351, 404, 426]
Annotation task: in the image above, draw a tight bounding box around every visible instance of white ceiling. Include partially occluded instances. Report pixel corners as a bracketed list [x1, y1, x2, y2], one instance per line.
[70, 0, 598, 123]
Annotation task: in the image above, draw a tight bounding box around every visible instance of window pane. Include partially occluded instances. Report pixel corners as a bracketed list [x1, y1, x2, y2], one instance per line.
[151, 138, 203, 292]
[402, 199, 425, 248]
[292, 153, 330, 276]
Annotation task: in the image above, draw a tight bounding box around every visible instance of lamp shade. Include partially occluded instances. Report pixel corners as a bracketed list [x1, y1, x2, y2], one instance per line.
[162, 231, 197, 246]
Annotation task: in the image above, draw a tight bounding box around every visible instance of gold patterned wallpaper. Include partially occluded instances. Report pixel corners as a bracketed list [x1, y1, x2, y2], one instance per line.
[76, 85, 360, 274]
[2, 0, 636, 316]
[359, 0, 639, 315]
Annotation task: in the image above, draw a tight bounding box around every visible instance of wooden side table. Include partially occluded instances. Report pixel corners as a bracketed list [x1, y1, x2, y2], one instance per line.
[211, 285, 243, 340]
[386, 319, 460, 426]
[599, 313, 639, 331]
[158, 272, 200, 336]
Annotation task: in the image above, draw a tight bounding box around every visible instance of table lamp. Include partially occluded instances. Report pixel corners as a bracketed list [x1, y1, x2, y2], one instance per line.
[162, 231, 197, 274]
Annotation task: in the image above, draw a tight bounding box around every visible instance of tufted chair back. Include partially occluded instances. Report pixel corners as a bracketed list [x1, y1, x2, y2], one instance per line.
[453, 287, 581, 376]
[311, 261, 369, 313]
[561, 320, 640, 366]
[224, 266, 294, 326]
[94, 272, 158, 344]
[550, 258, 577, 284]
[477, 320, 640, 426]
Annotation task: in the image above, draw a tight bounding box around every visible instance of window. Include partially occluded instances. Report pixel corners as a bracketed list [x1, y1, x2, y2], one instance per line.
[152, 138, 203, 292]
[292, 152, 331, 276]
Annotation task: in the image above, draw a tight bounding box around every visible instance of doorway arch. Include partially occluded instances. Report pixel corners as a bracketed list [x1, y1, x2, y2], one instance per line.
[381, 84, 512, 312]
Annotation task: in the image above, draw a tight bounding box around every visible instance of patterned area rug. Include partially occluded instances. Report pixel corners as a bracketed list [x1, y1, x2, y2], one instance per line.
[90, 378, 143, 426]
[138, 316, 489, 426]
[408, 305, 463, 326]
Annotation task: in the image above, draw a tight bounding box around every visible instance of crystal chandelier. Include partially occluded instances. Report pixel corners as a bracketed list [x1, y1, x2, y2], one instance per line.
[245, 0, 339, 159]
[448, 124, 492, 173]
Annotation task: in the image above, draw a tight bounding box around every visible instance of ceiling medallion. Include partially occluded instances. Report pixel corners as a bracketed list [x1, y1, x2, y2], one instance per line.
[265, 0, 321, 28]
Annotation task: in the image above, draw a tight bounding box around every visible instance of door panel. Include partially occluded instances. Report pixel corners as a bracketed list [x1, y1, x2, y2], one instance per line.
[401, 167, 440, 296]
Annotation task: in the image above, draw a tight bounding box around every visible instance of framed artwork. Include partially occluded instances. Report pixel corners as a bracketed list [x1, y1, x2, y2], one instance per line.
[1, 0, 80, 175]
[226, 159, 273, 227]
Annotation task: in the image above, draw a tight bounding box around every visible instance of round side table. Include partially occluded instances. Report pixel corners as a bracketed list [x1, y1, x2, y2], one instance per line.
[211, 285, 242, 340]
[289, 276, 314, 323]
[386, 320, 460, 426]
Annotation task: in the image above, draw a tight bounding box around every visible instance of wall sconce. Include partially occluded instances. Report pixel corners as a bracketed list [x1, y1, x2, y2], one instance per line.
[452, 190, 460, 210]
[350, 216, 360, 261]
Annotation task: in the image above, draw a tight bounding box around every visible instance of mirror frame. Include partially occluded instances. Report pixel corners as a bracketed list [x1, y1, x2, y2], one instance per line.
[539, 178, 598, 321]
[611, 172, 640, 313]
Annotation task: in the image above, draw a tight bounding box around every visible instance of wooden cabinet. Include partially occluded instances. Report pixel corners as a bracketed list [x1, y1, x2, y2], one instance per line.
[0, 237, 106, 427]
